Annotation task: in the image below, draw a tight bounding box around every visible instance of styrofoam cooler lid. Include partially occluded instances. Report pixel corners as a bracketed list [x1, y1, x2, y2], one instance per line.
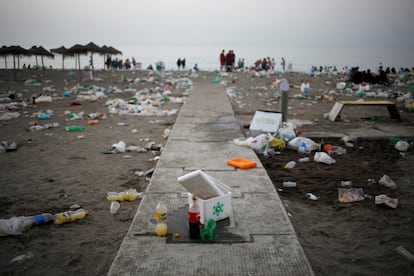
[177, 170, 224, 200]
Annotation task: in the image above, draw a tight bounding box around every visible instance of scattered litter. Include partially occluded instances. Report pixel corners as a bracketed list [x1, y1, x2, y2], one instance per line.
[227, 157, 257, 170]
[394, 140, 409, 152]
[378, 175, 397, 190]
[9, 252, 34, 264]
[284, 161, 296, 169]
[0, 141, 17, 153]
[375, 194, 398, 208]
[283, 181, 297, 188]
[110, 201, 120, 214]
[395, 246, 414, 262]
[107, 189, 142, 202]
[338, 188, 365, 203]
[306, 193, 318, 201]
[314, 152, 336, 164]
[341, 181, 352, 187]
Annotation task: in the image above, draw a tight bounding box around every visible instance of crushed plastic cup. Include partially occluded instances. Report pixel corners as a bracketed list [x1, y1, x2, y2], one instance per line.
[110, 201, 120, 214]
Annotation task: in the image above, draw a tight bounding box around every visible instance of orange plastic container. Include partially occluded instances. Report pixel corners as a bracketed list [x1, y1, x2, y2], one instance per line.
[227, 157, 257, 170]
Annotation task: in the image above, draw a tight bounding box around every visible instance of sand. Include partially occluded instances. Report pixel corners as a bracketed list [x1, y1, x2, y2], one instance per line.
[0, 68, 413, 275]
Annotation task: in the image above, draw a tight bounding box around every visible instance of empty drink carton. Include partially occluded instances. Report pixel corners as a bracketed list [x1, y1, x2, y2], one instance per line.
[177, 170, 232, 224]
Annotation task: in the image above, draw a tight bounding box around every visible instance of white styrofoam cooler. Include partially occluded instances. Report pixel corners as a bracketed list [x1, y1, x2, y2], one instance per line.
[177, 170, 232, 224]
[249, 110, 283, 137]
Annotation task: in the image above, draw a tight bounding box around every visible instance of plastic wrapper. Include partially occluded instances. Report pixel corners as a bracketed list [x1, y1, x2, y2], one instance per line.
[338, 188, 365, 203]
[375, 194, 398, 208]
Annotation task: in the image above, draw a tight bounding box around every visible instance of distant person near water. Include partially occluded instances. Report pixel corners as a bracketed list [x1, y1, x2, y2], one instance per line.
[220, 50, 226, 71]
[281, 57, 286, 72]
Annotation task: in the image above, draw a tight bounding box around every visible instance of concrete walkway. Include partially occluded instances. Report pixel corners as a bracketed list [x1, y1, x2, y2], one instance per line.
[108, 78, 314, 275]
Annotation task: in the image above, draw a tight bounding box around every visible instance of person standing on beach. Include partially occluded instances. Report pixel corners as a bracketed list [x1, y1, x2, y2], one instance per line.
[220, 50, 225, 71]
[106, 55, 111, 70]
[177, 58, 182, 70]
[281, 57, 286, 72]
[182, 58, 186, 70]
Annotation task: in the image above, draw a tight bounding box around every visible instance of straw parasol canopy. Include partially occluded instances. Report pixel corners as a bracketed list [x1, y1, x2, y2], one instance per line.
[50, 46, 73, 70]
[66, 42, 103, 80]
[0, 45, 29, 79]
[28, 46, 54, 69]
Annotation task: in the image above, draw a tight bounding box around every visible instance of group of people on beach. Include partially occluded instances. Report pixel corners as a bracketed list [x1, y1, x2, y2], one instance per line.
[220, 50, 237, 72]
[105, 55, 136, 70]
[252, 57, 286, 72]
[176, 58, 186, 70]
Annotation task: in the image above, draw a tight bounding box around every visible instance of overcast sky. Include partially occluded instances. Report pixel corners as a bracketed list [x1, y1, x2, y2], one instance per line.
[1, 0, 414, 49]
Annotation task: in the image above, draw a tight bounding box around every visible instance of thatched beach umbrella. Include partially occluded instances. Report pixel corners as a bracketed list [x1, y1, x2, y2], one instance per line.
[28, 46, 54, 69]
[1, 45, 29, 80]
[67, 42, 103, 80]
[50, 46, 73, 70]
[0, 46, 9, 69]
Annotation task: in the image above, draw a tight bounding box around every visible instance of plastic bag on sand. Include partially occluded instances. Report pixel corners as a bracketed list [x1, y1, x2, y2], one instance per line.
[314, 152, 336, 164]
[395, 140, 409, 152]
[287, 137, 319, 152]
[278, 125, 296, 142]
[112, 141, 126, 153]
[234, 133, 271, 154]
[269, 138, 286, 150]
[378, 175, 397, 190]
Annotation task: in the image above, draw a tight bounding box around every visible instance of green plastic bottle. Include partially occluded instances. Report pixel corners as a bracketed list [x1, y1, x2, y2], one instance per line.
[201, 219, 216, 242]
[65, 126, 85, 132]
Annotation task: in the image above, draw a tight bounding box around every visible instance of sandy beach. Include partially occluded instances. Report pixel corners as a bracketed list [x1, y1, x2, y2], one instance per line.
[0, 68, 413, 275]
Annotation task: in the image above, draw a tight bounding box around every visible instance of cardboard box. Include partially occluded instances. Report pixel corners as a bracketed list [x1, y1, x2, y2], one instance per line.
[249, 110, 282, 137]
[178, 170, 232, 224]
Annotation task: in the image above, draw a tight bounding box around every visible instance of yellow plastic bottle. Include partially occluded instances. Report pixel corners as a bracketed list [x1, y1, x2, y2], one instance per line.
[106, 189, 141, 202]
[53, 209, 89, 225]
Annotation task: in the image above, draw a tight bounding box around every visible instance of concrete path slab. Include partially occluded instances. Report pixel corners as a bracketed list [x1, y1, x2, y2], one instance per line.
[108, 78, 314, 275]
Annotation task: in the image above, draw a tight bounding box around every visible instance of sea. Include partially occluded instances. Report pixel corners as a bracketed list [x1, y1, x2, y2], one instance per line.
[2, 45, 414, 73]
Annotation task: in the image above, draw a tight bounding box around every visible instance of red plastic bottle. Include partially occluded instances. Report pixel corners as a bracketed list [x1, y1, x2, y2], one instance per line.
[188, 195, 200, 239]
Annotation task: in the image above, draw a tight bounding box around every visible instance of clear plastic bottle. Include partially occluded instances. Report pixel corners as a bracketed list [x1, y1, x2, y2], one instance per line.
[53, 209, 88, 225]
[298, 157, 310, 163]
[188, 196, 200, 239]
[154, 202, 168, 236]
[0, 213, 53, 236]
[154, 202, 168, 222]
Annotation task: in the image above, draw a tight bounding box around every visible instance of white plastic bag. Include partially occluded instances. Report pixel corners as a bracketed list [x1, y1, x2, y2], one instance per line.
[314, 152, 336, 165]
[287, 137, 319, 152]
[278, 124, 296, 142]
[395, 141, 409, 152]
[246, 133, 271, 154]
